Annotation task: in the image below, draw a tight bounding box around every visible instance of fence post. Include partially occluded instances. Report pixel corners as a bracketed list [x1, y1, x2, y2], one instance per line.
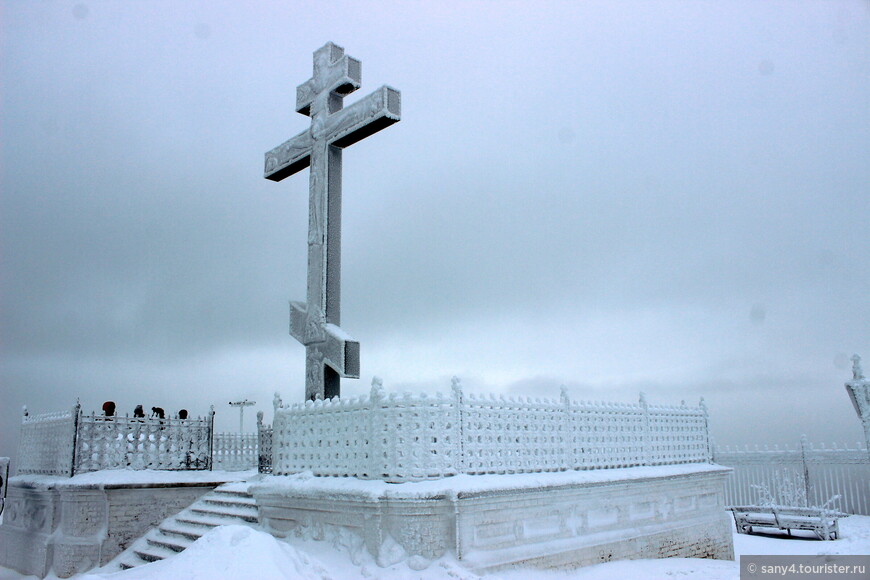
[207, 405, 215, 471]
[800, 434, 812, 507]
[451, 376, 464, 475]
[560, 386, 571, 471]
[639, 392, 650, 466]
[256, 410, 264, 473]
[369, 377, 385, 479]
[700, 397, 712, 463]
[70, 399, 81, 477]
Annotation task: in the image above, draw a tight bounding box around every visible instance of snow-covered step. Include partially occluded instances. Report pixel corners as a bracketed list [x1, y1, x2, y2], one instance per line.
[109, 481, 259, 571]
[175, 514, 237, 529]
[133, 540, 179, 563]
[146, 533, 189, 553]
[159, 521, 210, 541]
[213, 487, 254, 497]
[188, 504, 258, 522]
[201, 496, 258, 510]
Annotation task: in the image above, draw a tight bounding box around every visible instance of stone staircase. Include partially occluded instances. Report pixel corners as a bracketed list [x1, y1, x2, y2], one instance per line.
[112, 482, 258, 570]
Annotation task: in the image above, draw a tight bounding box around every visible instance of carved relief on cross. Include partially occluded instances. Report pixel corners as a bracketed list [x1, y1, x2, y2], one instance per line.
[264, 42, 400, 401]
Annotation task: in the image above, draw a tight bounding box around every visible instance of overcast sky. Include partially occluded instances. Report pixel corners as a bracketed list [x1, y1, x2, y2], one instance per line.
[1, 1, 868, 465]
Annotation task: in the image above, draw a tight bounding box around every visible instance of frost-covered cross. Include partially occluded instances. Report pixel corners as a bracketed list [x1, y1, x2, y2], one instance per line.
[264, 42, 401, 401]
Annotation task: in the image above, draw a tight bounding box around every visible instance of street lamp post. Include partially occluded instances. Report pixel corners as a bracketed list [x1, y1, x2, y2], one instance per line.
[229, 399, 256, 433]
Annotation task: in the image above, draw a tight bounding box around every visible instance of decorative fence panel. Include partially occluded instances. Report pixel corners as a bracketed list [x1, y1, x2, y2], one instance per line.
[212, 433, 258, 471]
[462, 393, 563, 474]
[75, 412, 214, 473]
[17, 404, 215, 476]
[17, 405, 79, 476]
[271, 379, 711, 482]
[713, 441, 870, 515]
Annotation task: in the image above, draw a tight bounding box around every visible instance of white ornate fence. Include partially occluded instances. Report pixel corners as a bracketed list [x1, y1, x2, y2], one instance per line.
[212, 433, 258, 471]
[17, 404, 215, 476]
[75, 411, 214, 473]
[713, 439, 870, 515]
[17, 405, 79, 476]
[271, 379, 711, 482]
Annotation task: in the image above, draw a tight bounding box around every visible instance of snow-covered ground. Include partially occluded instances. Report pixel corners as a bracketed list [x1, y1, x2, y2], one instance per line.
[1, 514, 867, 580]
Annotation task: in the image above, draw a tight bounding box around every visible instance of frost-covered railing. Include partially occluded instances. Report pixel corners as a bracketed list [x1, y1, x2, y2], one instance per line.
[271, 378, 711, 482]
[212, 432, 258, 471]
[17, 404, 215, 475]
[713, 438, 870, 515]
[75, 410, 214, 473]
[17, 404, 79, 476]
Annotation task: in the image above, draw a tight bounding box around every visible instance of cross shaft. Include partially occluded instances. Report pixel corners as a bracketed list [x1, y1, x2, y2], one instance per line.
[264, 42, 400, 401]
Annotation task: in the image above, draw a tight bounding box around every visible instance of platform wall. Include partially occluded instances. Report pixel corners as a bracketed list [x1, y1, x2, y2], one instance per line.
[253, 465, 733, 572]
[0, 480, 216, 578]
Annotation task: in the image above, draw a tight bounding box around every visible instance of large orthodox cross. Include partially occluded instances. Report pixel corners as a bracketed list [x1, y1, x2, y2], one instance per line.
[264, 42, 400, 401]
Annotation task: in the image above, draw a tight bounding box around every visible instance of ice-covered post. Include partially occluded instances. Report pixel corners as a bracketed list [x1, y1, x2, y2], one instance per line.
[700, 397, 712, 463]
[207, 405, 216, 471]
[256, 410, 271, 474]
[799, 434, 812, 507]
[369, 377, 385, 479]
[264, 42, 401, 402]
[639, 392, 651, 466]
[451, 376, 465, 475]
[70, 399, 81, 477]
[845, 354, 870, 452]
[560, 385, 571, 470]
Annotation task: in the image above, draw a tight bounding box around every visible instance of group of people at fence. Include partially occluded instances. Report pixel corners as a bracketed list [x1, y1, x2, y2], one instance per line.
[100, 401, 189, 420]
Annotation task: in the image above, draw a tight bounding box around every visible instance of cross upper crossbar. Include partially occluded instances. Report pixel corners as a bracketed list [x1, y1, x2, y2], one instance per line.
[264, 42, 400, 401]
[264, 84, 400, 182]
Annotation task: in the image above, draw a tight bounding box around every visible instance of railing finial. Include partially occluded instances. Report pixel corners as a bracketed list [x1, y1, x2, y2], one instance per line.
[370, 376, 384, 402]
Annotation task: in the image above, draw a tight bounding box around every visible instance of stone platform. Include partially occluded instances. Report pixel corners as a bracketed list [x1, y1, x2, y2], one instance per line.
[0, 470, 253, 578]
[251, 463, 734, 572]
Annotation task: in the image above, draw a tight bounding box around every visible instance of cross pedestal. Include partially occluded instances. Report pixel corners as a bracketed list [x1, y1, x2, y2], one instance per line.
[264, 42, 400, 401]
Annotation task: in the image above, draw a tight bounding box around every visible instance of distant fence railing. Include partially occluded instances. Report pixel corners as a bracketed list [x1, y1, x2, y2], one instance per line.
[17, 404, 216, 476]
[212, 432, 258, 471]
[713, 439, 870, 515]
[269, 378, 711, 482]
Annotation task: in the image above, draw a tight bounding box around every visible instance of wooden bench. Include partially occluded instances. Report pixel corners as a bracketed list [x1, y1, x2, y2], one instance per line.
[729, 505, 849, 540]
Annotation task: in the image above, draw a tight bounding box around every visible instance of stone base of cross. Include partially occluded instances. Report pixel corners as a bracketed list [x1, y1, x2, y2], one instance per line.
[265, 42, 400, 401]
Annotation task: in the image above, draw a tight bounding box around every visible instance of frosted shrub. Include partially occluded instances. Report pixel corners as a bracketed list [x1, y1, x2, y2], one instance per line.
[751, 469, 841, 510]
